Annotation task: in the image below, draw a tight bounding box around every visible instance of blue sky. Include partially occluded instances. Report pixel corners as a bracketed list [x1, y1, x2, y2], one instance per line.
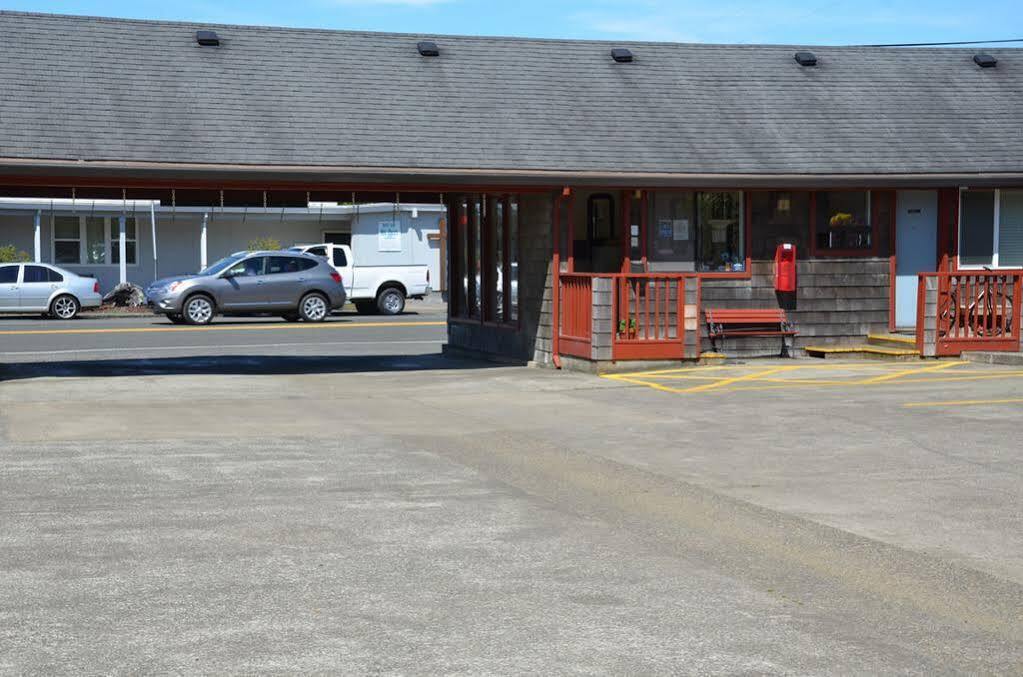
[3, 0, 1023, 45]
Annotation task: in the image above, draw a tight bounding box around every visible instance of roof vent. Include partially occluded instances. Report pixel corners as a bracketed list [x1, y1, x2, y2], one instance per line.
[794, 51, 817, 67]
[417, 41, 440, 57]
[196, 30, 220, 47]
[974, 53, 997, 68]
[611, 48, 634, 63]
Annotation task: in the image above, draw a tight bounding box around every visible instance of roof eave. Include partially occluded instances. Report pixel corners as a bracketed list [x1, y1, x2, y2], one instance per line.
[0, 158, 1021, 190]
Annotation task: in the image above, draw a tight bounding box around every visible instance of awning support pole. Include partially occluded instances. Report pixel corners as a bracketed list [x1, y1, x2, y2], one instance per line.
[200, 212, 208, 270]
[118, 215, 127, 285]
[33, 210, 41, 263]
[150, 202, 158, 279]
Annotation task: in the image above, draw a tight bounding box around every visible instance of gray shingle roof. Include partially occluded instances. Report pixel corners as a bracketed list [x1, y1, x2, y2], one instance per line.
[1, 10, 1021, 177]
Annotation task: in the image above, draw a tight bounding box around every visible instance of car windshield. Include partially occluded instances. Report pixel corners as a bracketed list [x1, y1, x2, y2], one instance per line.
[200, 253, 247, 276]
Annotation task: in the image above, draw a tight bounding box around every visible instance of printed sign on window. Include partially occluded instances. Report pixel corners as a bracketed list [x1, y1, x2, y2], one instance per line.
[378, 220, 402, 252]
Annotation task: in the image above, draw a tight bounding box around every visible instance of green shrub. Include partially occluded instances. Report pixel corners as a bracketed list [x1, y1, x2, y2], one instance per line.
[247, 237, 282, 252]
[0, 244, 31, 263]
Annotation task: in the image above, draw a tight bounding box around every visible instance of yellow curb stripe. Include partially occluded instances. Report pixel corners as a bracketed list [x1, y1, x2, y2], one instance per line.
[904, 398, 1023, 409]
[0, 321, 446, 337]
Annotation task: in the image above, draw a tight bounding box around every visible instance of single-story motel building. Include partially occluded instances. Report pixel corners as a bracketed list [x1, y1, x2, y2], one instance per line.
[1, 11, 1021, 365]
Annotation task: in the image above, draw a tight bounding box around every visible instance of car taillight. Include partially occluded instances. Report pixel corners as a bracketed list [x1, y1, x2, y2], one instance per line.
[93, 281, 100, 294]
[330, 271, 342, 284]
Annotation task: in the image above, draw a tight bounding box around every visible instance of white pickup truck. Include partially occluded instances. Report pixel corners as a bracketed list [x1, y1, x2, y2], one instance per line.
[289, 243, 430, 315]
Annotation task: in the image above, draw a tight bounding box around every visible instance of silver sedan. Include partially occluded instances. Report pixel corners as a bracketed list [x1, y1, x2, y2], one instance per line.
[0, 262, 102, 319]
[145, 251, 347, 325]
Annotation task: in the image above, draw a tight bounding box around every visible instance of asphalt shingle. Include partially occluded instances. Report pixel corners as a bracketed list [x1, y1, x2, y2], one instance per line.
[1, 11, 1021, 176]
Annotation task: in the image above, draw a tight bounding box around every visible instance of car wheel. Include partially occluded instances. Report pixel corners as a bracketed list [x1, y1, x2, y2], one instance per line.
[354, 301, 377, 315]
[299, 292, 329, 322]
[167, 314, 186, 325]
[50, 294, 80, 320]
[377, 287, 405, 315]
[282, 313, 301, 322]
[183, 294, 215, 325]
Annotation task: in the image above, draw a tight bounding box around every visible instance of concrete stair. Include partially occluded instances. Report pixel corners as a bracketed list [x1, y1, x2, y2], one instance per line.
[804, 333, 920, 360]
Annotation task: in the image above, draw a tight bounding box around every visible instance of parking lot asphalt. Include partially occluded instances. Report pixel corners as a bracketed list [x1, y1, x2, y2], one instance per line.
[1, 345, 1021, 671]
[0, 302, 448, 364]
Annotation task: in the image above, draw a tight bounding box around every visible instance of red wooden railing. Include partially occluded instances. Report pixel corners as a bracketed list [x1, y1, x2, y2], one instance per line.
[917, 271, 1022, 356]
[557, 272, 693, 361]
[558, 273, 594, 359]
[613, 274, 687, 360]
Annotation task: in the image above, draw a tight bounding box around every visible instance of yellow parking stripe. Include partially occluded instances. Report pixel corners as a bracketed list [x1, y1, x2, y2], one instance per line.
[904, 398, 1023, 409]
[603, 360, 1023, 395]
[0, 320, 446, 337]
[856, 360, 964, 384]
[680, 365, 801, 393]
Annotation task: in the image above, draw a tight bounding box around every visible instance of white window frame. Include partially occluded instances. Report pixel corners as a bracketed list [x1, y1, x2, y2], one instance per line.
[956, 188, 1023, 270]
[50, 215, 138, 267]
[109, 218, 138, 266]
[51, 215, 85, 266]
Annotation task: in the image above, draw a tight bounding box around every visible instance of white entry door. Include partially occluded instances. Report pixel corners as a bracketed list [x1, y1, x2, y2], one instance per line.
[895, 190, 938, 329]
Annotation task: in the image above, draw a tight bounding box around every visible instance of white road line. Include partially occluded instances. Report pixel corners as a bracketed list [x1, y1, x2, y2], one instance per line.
[0, 339, 442, 357]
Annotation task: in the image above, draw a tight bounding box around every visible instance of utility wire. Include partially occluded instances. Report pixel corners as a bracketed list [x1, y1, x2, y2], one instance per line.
[859, 38, 1023, 47]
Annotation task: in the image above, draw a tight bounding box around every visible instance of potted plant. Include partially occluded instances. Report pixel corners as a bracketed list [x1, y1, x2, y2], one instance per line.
[618, 317, 638, 339]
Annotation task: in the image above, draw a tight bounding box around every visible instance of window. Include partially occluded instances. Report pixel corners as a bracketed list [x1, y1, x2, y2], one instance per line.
[0, 266, 18, 283]
[202, 253, 246, 276]
[87, 217, 106, 264]
[646, 191, 745, 272]
[647, 191, 695, 271]
[485, 196, 502, 323]
[266, 256, 303, 274]
[588, 194, 615, 242]
[226, 257, 265, 277]
[815, 191, 872, 252]
[110, 218, 137, 266]
[696, 192, 743, 272]
[51, 216, 138, 266]
[959, 189, 1023, 268]
[751, 192, 811, 259]
[53, 217, 80, 264]
[332, 248, 347, 267]
[306, 246, 328, 258]
[23, 265, 58, 283]
[449, 193, 519, 324]
[508, 198, 519, 323]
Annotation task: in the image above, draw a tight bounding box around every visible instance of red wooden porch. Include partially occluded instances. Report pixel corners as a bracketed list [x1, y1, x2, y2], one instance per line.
[555, 272, 700, 363]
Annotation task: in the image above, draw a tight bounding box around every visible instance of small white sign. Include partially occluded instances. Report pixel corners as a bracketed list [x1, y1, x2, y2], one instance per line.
[378, 220, 402, 252]
[673, 219, 690, 241]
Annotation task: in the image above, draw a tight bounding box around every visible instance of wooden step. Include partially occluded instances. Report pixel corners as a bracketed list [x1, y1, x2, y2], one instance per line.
[866, 333, 917, 349]
[804, 344, 921, 360]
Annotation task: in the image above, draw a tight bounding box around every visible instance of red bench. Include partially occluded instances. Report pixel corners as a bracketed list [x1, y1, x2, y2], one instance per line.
[705, 308, 797, 355]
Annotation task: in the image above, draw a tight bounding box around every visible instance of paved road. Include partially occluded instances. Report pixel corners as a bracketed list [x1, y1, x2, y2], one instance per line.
[1, 354, 1021, 672]
[0, 306, 448, 364]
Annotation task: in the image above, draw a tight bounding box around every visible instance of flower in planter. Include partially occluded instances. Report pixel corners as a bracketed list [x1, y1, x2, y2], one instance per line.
[829, 212, 856, 228]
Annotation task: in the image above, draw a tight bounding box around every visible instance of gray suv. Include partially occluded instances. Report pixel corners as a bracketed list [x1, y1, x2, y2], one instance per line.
[146, 251, 347, 325]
